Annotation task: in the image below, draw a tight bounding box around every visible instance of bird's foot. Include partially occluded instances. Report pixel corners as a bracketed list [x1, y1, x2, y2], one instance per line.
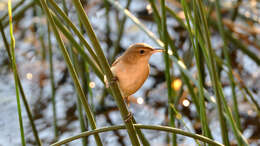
[111, 76, 119, 83]
[104, 75, 118, 88]
[124, 112, 133, 123]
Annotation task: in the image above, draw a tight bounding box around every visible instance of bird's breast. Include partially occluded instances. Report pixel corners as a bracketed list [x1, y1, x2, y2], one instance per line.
[111, 61, 150, 97]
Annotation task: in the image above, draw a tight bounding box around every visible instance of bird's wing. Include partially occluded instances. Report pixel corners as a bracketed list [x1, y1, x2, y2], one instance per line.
[111, 56, 121, 67]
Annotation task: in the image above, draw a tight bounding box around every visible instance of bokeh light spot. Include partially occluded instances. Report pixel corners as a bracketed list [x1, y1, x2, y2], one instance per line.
[171, 79, 182, 91]
[182, 99, 190, 107]
[167, 49, 173, 55]
[146, 4, 152, 14]
[89, 82, 96, 88]
[137, 97, 144, 104]
[247, 110, 253, 116]
[26, 73, 33, 80]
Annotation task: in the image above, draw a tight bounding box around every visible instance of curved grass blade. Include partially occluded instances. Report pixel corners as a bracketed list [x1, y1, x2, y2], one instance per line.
[51, 124, 224, 146]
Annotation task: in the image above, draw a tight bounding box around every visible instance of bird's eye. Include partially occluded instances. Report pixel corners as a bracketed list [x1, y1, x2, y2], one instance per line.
[140, 50, 145, 54]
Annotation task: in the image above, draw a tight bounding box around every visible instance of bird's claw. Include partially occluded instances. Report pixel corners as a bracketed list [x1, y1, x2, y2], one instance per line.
[104, 75, 118, 88]
[111, 76, 119, 83]
[124, 112, 133, 123]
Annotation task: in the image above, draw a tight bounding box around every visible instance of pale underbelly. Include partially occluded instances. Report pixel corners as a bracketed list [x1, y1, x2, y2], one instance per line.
[113, 64, 149, 97]
[119, 75, 147, 97]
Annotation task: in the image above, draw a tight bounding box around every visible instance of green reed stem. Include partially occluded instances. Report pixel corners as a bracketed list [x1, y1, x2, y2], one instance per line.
[147, 0, 161, 28]
[77, 95, 88, 146]
[2, 1, 35, 27]
[208, 20, 260, 66]
[165, 7, 186, 28]
[51, 124, 224, 146]
[0, 0, 25, 21]
[195, 1, 249, 145]
[48, 23, 58, 139]
[0, 20, 42, 146]
[181, 75, 200, 114]
[8, 1, 25, 145]
[146, 1, 178, 145]
[71, 49, 88, 146]
[215, 0, 242, 132]
[195, 1, 230, 145]
[231, 0, 242, 21]
[243, 87, 260, 113]
[160, 0, 177, 145]
[48, 0, 101, 69]
[170, 104, 201, 146]
[51, 12, 103, 80]
[36, 6, 46, 61]
[77, 13, 93, 145]
[131, 118, 150, 146]
[111, 0, 132, 61]
[61, 0, 69, 15]
[232, 72, 260, 112]
[109, 0, 163, 47]
[103, 0, 111, 51]
[180, 0, 212, 139]
[72, 0, 140, 145]
[39, 0, 103, 145]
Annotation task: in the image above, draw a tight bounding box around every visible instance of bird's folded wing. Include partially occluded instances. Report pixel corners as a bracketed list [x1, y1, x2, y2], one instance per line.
[111, 56, 121, 67]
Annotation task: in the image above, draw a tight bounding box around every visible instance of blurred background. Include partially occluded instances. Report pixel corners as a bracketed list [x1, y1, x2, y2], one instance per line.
[0, 0, 259, 145]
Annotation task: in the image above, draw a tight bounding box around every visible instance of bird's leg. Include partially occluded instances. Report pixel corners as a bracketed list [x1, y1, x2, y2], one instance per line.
[124, 112, 133, 123]
[104, 76, 133, 122]
[125, 96, 130, 107]
[123, 96, 133, 122]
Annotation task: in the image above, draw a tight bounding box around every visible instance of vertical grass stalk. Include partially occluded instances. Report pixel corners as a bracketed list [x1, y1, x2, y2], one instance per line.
[195, 1, 230, 145]
[215, 0, 241, 132]
[48, 0, 101, 69]
[72, 0, 140, 145]
[0, 0, 25, 21]
[180, 0, 212, 139]
[61, 2, 89, 144]
[243, 88, 260, 112]
[170, 104, 201, 146]
[111, 0, 132, 61]
[50, 11, 103, 81]
[48, 23, 58, 139]
[195, 0, 248, 145]
[0, 20, 42, 146]
[8, 1, 26, 145]
[2, 1, 36, 27]
[39, 0, 103, 145]
[71, 49, 89, 146]
[160, 0, 177, 145]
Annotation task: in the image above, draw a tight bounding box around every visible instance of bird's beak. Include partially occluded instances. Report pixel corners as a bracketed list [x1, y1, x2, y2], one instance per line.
[152, 48, 164, 53]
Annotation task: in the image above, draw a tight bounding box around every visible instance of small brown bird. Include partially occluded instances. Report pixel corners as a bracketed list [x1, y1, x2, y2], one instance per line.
[109, 43, 164, 102]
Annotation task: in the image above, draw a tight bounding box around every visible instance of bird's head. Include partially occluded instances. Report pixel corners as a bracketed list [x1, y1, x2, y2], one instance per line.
[121, 43, 164, 64]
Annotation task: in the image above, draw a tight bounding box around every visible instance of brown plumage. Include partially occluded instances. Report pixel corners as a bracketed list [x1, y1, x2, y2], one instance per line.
[110, 43, 163, 99]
